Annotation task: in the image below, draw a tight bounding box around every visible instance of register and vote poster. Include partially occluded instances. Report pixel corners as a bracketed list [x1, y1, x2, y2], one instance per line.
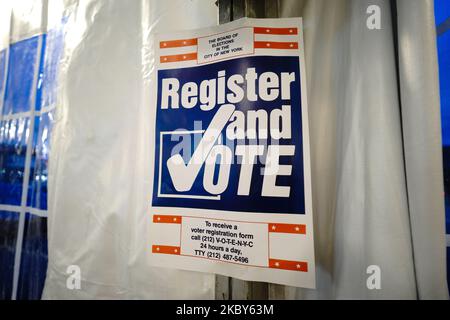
[148, 18, 315, 288]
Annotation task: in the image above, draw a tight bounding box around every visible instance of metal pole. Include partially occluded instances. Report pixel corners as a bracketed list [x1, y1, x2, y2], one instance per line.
[216, 0, 282, 300]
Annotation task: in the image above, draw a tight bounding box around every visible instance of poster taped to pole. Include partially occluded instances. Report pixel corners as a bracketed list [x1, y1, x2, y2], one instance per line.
[148, 17, 315, 288]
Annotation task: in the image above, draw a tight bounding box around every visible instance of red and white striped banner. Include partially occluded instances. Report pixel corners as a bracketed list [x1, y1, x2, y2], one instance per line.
[159, 26, 300, 65]
[152, 214, 308, 273]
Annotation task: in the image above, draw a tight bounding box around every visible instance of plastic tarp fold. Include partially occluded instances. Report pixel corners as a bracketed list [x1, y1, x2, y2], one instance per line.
[276, 0, 448, 299]
[0, 0, 52, 300]
[42, 0, 218, 299]
[397, 0, 448, 299]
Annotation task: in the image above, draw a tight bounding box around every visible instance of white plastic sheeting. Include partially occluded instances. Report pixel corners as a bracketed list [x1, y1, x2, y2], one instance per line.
[39, 0, 448, 300]
[397, 0, 448, 299]
[10, 0, 47, 43]
[275, 0, 448, 299]
[42, 0, 218, 299]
